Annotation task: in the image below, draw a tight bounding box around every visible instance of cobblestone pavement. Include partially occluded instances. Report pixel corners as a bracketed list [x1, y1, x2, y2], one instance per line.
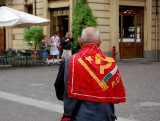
[116, 61, 160, 121]
[0, 60, 160, 121]
[0, 98, 61, 121]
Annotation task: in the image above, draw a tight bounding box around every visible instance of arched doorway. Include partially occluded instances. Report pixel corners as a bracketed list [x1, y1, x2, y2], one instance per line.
[119, 7, 144, 59]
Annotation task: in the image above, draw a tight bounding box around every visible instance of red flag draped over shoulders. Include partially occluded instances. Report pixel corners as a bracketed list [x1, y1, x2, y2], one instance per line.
[67, 44, 126, 103]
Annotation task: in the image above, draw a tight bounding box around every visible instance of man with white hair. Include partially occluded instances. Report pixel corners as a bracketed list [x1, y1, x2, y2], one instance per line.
[55, 27, 126, 121]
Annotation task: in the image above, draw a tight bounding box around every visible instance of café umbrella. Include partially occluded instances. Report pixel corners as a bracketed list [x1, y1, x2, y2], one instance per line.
[0, 6, 50, 28]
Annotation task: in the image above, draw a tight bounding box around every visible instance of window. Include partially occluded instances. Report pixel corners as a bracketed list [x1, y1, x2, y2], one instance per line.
[27, 5, 33, 14]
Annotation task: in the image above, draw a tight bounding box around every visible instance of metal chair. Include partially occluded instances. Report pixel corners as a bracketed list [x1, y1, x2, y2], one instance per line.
[0, 50, 12, 69]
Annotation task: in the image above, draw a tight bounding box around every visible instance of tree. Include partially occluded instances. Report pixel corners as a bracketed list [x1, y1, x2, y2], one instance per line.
[71, 0, 97, 51]
[24, 26, 43, 50]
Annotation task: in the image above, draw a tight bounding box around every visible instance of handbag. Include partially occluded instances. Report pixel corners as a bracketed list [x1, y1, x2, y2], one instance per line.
[57, 45, 62, 50]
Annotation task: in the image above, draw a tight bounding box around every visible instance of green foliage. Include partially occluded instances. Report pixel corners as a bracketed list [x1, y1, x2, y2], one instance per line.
[24, 26, 43, 50]
[71, 0, 97, 50]
[48, 46, 51, 52]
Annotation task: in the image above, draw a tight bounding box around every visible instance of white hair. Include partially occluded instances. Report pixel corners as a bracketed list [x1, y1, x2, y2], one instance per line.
[81, 28, 100, 45]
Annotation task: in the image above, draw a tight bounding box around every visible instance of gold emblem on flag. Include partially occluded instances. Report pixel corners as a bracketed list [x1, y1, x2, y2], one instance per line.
[78, 54, 115, 91]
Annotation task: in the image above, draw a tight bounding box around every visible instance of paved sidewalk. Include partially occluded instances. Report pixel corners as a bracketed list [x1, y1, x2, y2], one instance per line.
[0, 91, 137, 121]
[0, 60, 160, 121]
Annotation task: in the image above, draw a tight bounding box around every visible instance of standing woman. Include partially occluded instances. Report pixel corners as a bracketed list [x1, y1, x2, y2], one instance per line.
[50, 32, 60, 65]
[40, 35, 50, 66]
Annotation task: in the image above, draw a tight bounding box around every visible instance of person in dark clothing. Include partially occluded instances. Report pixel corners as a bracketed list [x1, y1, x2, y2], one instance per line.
[61, 32, 74, 60]
[54, 27, 126, 121]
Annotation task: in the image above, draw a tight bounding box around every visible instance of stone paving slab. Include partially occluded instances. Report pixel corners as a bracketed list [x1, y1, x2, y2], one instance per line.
[0, 65, 62, 104]
[116, 61, 160, 121]
[0, 61, 160, 121]
[0, 98, 61, 121]
[0, 91, 136, 121]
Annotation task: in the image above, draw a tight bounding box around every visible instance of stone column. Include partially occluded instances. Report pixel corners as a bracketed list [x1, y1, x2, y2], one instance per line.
[110, 0, 119, 59]
[5, 0, 13, 50]
[143, 0, 152, 59]
[43, 0, 50, 40]
[69, 0, 74, 32]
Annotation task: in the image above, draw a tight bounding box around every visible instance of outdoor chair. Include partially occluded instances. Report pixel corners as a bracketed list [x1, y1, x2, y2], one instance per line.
[10, 50, 18, 67]
[15, 50, 35, 67]
[0, 50, 12, 69]
[15, 50, 26, 67]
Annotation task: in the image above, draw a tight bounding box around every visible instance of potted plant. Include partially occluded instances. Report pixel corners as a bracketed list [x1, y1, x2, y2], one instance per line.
[71, 0, 97, 54]
[24, 26, 43, 60]
[24, 26, 43, 50]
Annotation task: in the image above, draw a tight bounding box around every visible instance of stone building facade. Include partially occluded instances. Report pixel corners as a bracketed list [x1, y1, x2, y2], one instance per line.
[0, 0, 160, 60]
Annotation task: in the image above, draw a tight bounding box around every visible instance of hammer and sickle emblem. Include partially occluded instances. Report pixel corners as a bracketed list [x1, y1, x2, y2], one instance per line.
[95, 54, 115, 74]
[78, 54, 115, 91]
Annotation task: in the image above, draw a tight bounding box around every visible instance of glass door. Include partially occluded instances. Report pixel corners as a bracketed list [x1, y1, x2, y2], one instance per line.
[119, 7, 143, 59]
[50, 8, 69, 39]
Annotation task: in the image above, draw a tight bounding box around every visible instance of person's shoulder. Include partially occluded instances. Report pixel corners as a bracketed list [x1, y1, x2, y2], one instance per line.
[50, 36, 54, 39]
[69, 53, 80, 60]
[61, 37, 66, 40]
[57, 36, 60, 40]
[40, 40, 45, 44]
[70, 37, 74, 42]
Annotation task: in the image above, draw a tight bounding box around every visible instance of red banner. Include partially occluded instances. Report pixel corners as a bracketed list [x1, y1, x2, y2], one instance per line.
[67, 45, 126, 103]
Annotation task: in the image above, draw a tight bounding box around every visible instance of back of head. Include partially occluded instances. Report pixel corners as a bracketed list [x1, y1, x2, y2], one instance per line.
[66, 32, 70, 35]
[41, 35, 46, 40]
[81, 27, 100, 45]
[54, 32, 57, 34]
[65, 32, 70, 38]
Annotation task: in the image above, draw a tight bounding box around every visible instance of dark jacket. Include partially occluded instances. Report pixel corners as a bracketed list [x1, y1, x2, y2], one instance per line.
[54, 56, 117, 121]
[61, 37, 73, 50]
[40, 40, 47, 51]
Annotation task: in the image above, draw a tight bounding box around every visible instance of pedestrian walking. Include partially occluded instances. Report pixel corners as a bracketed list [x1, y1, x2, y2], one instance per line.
[50, 32, 60, 65]
[54, 27, 126, 121]
[40, 35, 50, 66]
[61, 32, 74, 60]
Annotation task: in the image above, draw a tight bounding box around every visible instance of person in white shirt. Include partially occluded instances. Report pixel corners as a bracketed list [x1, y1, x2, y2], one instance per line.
[50, 32, 60, 65]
